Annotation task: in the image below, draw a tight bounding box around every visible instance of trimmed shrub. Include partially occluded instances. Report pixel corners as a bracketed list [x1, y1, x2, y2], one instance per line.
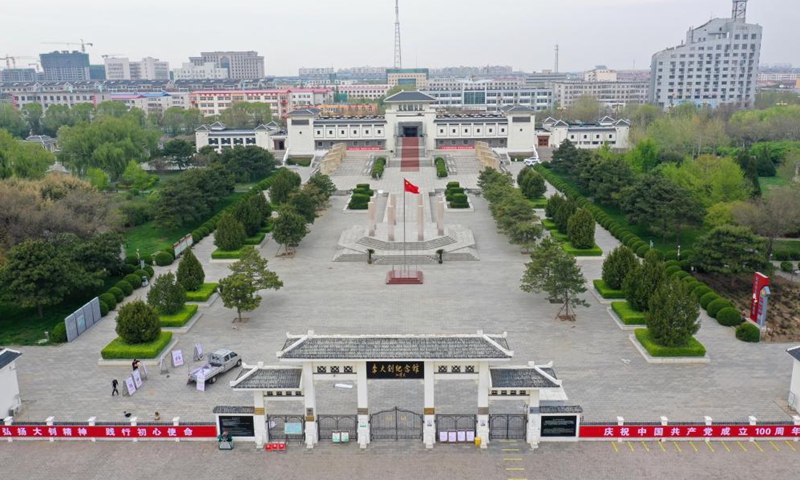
[612, 301, 646, 325]
[664, 265, 682, 277]
[144, 266, 154, 278]
[99, 300, 109, 317]
[648, 249, 665, 260]
[155, 251, 174, 266]
[671, 270, 690, 281]
[593, 279, 625, 299]
[349, 193, 370, 210]
[158, 304, 198, 328]
[108, 287, 125, 303]
[635, 244, 650, 258]
[115, 299, 161, 344]
[99, 293, 117, 311]
[211, 249, 243, 259]
[120, 264, 135, 275]
[681, 275, 696, 284]
[446, 181, 460, 190]
[692, 286, 712, 300]
[700, 292, 720, 309]
[124, 274, 143, 289]
[434, 157, 447, 178]
[736, 322, 760, 343]
[134, 269, 150, 280]
[707, 298, 734, 318]
[125, 255, 140, 265]
[664, 260, 681, 269]
[562, 242, 603, 256]
[663, 250, 679, 261]
[781, 261, 795, 273]
[601, 245, 638, 290]
[51, 322, 67, 343]
[717, 307, 744, 327]
[450, 193, 469, 209]
[679, 259, 691, 271]
[116, 280, 133, 296]
[185, 283, 218, 302]
[634, 329, 706, 357]
[101, 331, 173, 359]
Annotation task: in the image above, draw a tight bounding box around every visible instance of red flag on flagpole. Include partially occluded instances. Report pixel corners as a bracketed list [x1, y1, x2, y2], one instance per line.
[404, 179, 419, 194]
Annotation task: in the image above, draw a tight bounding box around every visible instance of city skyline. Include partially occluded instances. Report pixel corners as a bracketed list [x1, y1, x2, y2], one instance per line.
[0, 0, 796, 76]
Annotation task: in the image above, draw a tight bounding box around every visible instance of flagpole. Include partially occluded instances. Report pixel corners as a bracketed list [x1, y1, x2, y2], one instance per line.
[403, 181, 407, 275]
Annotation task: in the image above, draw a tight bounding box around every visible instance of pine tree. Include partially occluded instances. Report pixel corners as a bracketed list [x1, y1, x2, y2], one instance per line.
[602, 245, 638, 290]
[567, 208, 595, 249]
[553, 198, 577, 233]
[219, 273, 259, 323]
[116, 300, 161, 344]
[272, 207, 309, 254]
[234, 196, 262, 236]
[521, 238, 589, 320]
[176, 248, 205, 292]
[214, 212, 247, 251]
[622, 250, 664, 312]
[146, 272, 187, 315]
[646, 278, 700, 347]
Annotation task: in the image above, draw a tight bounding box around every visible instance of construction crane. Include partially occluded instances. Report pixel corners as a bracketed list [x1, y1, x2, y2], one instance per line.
[1, 55, 34, 69]
[42, 39, 94, 53]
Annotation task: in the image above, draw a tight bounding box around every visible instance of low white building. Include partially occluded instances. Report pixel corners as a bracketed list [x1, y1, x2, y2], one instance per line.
[0, 348, 22, 418]
[12, 91, 112, 110]
[110, 91, 192, 115]
[787, 346, 800, 411]
[195, 121, 286, 153]
[540, 116, 631, 150]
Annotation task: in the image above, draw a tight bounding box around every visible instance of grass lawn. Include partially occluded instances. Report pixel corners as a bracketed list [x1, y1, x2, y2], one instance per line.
[612, 301, 646, 325]
[101, 332, 173, 359]
[759, 167, 794, 193]
[562, 242, 603, 256]
[542, 219, 557, 230]
[0, 276, 120, 346]
[186, 283, 218, 302]
[774, 239, 800, 260]
[528, 197, 548, 209]
[593, 279, 625, 299]
[212, 249, 243, 260]
[124, 192, 244, 257]
[159, 305, 198, 328]
[287, 157, 313, 167]
[543, 170, 704, 251]
[634, 329, 707, 357]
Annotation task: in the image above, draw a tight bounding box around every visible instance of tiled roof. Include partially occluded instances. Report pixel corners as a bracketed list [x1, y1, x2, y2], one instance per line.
[490, 367, 558, 388]
[278, 333, 512, 360]
[787, 346, 800, 362]
[0, 348, 22, 371]
[232, 368, 302, 389]
[383, 91, 437, 103]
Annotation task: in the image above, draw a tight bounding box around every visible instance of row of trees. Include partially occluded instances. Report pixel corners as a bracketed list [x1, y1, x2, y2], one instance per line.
[0, 129, 56, 180]
[545, 194, 596, 249]
[268, 170, 336, 254]
[479, 168, 542, 252]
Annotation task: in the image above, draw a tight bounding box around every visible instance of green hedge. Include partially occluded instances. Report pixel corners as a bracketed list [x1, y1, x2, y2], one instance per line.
[664, 265, 682, 277]
[528, 197, 548, 209]
[542, 219, 558, 231]
[593, 280, 626, 299]
[780, 261, 795, 273]
[100, 331, 173, 359]
[116, 280, 133, 296]
[371, 157, 386, 179]
[159, 304, 198, 328]
[716, 307, 744, 327]
[700, 292, 720, 309]
[99, 293, 117, 311]
[108, 287, 125, 303]
[707, 298, 734, 318]
[562, 242, 603, 257]
[124, 274, 143, 289]
[692, 286, 712, 300]
[736, 322, 760, 342]
[244, 232, 267, 245]
[634, 329, 707, 357]
[435, 157, 447, 178]
[612, 301, 646, 325]
[211, 249, 243, 259]
[155, 251, 174, 266]
[186, 283, 219, 302]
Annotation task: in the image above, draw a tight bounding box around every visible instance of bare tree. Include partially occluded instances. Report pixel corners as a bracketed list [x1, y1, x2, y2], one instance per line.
[732, 186, 800, 260]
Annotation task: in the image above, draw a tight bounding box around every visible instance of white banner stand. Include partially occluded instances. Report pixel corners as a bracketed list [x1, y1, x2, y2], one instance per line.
[193, 344, 204, 362]
[172, 349, 184, 367]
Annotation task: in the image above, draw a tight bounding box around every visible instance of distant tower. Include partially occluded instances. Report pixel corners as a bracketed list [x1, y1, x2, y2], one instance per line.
[554, 44, 559, 73]
[393, 0, 402, 69]
[732, 0, 748, 22]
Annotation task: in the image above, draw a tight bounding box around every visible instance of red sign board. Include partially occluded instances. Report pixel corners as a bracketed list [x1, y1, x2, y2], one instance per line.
[0, 425, 217, 439]
[750, 272, 770, 324]
[580, 424, 800, 439]
[439, 146, 475, 150]
[346, 147, 381, 151]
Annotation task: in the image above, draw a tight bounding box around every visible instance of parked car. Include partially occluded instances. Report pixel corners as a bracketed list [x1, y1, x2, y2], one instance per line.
[187, 349, 241, 385]
[523, 156, 542, 167]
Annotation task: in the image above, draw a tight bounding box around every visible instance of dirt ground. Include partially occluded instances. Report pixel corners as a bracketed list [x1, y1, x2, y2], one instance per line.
[697, 272, 800, 342]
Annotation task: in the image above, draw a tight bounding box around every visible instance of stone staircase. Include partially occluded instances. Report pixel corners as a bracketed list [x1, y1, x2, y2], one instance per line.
[356, 235, 456, 251]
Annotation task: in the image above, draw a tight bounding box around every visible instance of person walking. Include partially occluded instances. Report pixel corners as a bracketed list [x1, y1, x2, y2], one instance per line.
[111, 379, 119, 396]
[132, 359, 139, 371]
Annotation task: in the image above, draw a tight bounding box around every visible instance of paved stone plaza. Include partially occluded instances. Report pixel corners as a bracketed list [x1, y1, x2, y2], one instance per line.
[4, 439, 800, 480]
[10, 155, 798, 428]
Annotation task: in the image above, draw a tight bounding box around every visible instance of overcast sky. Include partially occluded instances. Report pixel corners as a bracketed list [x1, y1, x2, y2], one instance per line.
[0, 0, 796, 76]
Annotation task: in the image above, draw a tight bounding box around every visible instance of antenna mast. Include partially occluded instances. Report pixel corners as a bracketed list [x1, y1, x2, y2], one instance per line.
[394, 0, 402, 69]
[554, 44, 559, 73]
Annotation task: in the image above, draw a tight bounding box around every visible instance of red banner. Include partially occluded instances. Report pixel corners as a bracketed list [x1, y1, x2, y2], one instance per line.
[439, 146, 475, 150]
[346, 147, 382, 151]
[0, 425, 217, 439]
[580, 425, 800, 439]
[750, 272, 770, 324]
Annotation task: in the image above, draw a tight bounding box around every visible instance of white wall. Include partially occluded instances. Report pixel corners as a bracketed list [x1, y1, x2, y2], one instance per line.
[0, 361, 21, 417]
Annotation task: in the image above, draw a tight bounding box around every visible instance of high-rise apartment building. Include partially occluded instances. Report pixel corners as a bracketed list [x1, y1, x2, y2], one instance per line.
[104, 57, 169, 80]
[649, 0, 762, 110]
[1, 68, 38, 82]
[40, 51, 90, 82]
[189, 51, 264, 80]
